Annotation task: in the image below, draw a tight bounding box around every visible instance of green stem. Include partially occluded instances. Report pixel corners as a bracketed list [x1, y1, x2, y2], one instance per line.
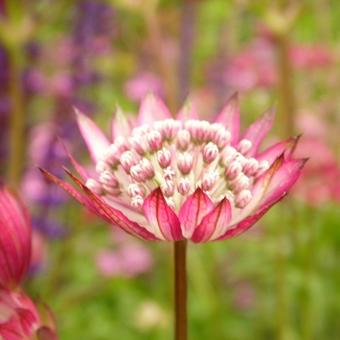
[275, 28, 296, 340]
[174, 240, 187, 340]
[276, 34, 295, 137]
[275, 226, 289, 340]
[7, 46, 25, 188]
[301, 209, 317, 340]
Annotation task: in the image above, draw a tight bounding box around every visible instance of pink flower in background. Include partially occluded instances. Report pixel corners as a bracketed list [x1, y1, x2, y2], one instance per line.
[22, 122, 66, 205]
[96, 229, 153, 278]
[125, 72, 164, 102]
[293, 114, 340, 205]
[224, 39, 277, 91]
[233, 281, 256, 311]
[41, 93, 305, 242]
[97, 242, 153, 278]
[290, 44, 334, 69]
[30, 230, 47, 273]
[224, 38, 334, 92]
[0, 185, 57, 339]
[296, 113, 328, 140]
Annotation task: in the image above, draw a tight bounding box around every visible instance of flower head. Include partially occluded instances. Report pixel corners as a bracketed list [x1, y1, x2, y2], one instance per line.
[41, 93, 306, 242]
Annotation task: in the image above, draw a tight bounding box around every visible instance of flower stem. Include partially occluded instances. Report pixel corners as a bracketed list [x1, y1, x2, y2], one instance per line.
[174, 240, 187, 340]
[274, 21, 296, 340]
[276, 33, 295, 137]
[3, 0, 26, 188]
[7, 45, 25, 188]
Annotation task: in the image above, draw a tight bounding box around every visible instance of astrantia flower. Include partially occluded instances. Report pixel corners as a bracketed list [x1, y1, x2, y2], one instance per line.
[41, 94, 306, 242]
[0, 185, 57, 339]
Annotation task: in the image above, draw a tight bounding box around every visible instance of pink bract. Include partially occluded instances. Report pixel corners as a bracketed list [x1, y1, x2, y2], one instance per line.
[41, 93, 306, 242]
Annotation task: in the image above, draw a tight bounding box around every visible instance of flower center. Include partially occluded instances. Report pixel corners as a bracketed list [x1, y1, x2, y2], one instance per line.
[86, 119, 269, 212]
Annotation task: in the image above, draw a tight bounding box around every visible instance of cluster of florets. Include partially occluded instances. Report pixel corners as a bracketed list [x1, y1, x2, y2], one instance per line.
[86, 119, 269, 212]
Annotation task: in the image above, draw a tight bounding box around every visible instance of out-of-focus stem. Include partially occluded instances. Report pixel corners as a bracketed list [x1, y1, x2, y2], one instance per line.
[178, 0, 196, 104]
[143, 3, 177, 112]
[275, 226, 289, 340]
[7, 46, 25, 188]
[274, 24, 296, 340]
[3, 0, 26, 188]
[300, 208, 317, 340]
[315, 0, 332, 43]
[174, 240, 187, 340]
[276, 34, 295, 136]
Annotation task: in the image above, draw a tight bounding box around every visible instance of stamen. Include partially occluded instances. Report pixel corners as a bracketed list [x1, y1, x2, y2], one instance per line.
[129, 135, 148, 155]
[131, 195, 144, 209]
[225, 160, 242, 180]
[157, 148, 171, 168]
[221, 146, 238, 166]
[103, 144, 120, 167]
[99, 170, 119, 188]
[212, 125, 231, 148]
[161, 180, 175, 197]
[159, 119, 181, 139]
[243, 158, 259, 176]
[186, 120, 210, 142]
[120, 151, 139, 173]
[128, 183, 145, 197]
[230, 173, 250, 193]
[85, 178, 102, 194]
[177, 152, 193, 175]
[176, 129, 191, 151]
[238, 139, 252, 154]
[147, 130, 163, 151]
[235, 189, 252, 208]
[102, 183, 120, 196]
[130, 164, 146, 182]
[177, 178, 190, 195]
[163, 166, 176, 180]
[202, 170, 218, 191]
[203, 142, 219, 164]
[140, 158, 155, 179]
[96, 160, 110, 173]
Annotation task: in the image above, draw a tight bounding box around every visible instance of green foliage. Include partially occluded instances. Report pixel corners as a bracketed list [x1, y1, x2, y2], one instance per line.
[6, 0, 339, 338]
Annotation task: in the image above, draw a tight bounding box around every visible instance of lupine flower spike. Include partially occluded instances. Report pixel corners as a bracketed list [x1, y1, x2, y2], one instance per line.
[0, 185, 57, 339]
[40, 93, 306, 242]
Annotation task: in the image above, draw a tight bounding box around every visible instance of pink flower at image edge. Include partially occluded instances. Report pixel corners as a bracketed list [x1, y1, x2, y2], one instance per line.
[0, 186, 57, 339]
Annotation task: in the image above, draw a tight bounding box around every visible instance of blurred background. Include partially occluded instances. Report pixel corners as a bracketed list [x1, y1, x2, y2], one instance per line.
[0, 0, 339, 339]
